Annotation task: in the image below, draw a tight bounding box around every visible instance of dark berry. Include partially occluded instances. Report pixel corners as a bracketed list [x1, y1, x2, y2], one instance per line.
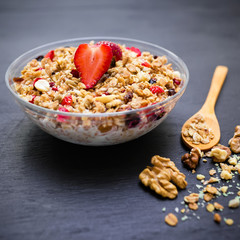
[126, 114, 141, 128]
[153, 55, 158, 59]
[124, 91, 133, 104]
[49, 82, 55, 87]
[51, 71, 55, 75]
[173, 78, 181, 85]
[36, 55, 44, 61]
[168, 89, 176, 96]
[71, 69, 80, 78]
[149, 78, 157, 84]
[110, 58, 116, 68]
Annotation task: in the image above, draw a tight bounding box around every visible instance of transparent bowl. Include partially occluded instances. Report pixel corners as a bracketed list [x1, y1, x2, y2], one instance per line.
[5, 37, 189, 146]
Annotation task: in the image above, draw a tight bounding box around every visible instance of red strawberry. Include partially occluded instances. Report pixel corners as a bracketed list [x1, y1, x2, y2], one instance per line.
[61, 95, 72, 106]
[141, 61, 151, 68]
[96, 41, 122, 61]
[45, 50, 54, 61]
[74, 44, 113, 89]
[126, 47, 141, 57]
[150, 85, 164, 94]
[57, 106, 70, 122]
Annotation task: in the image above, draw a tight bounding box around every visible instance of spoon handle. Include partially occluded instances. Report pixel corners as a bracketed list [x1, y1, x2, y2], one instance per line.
[201, 65, 228, 113]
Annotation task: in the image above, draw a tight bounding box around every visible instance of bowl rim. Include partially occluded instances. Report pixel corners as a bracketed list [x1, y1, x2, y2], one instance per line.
[5, 36, 189, 118]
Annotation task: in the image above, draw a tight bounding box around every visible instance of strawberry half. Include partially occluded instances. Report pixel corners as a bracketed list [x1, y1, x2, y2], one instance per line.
[44, 50, 54, 61]
[74, 44, 113, 89]
[96, 41, 122, 61]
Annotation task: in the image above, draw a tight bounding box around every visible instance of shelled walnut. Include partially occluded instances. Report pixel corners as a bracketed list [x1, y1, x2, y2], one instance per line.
[229, 125, 240, 153]
[139, 155, 187, 199]
[206, 144, 231, 162]
[181, 147, 202, 169]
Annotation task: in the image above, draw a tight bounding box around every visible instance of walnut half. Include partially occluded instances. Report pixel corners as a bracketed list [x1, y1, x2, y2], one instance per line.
[229, 125, 240, 153]
[139, 155, 187, 199]
[206, 144, 231, 162]
[181, 147, 202, 169]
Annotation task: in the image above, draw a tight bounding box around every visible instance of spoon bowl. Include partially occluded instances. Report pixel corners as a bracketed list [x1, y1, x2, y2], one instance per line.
[181, 65, 228, 151]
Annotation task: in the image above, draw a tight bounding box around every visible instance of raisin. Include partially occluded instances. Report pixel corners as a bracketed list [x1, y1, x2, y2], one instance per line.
[124, 91, 133, 104]
[35, 55, 44, 61]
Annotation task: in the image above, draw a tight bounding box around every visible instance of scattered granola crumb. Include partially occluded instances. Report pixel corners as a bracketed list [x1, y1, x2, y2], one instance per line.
[206, 203, 215, 212]
[213, 202, 224, 211]
[209, 169, 216, 176]
[196, 174, 205, 180]
[165, 213, 178, 226]
[220, 186, 228, 193]
[225, 218, 234, 226]
[220, 170, 232, 180]
[180, 208, 185, 213]
[214, 213, 221, 223]
[237, 191, 240, 196]
[162, 207, 166, 212]
[202, 159, 208, 163]
[228, 197, 240, 208]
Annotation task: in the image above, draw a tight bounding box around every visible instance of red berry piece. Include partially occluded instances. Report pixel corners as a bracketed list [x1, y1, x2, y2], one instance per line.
[44, 50, 54, 61]
[74, 43, 113, 89]
[125, 114, 141, 128]
[96, 41, 122, 61]
[150, 85, 164, 94]
[141, 61, 151, 68]
[29, 95, 36, 104]
[52, 87, 58, 91]
[49, 82, 55, 87]
[173, 78, 181, 85]
[61, 95, 72, 106]
[57, 106, 70, 122]
[126, 47, 141, 57]
[33, 78, 42, 87]
[71, 69, 80, 78]
[35, 67, 43, 71]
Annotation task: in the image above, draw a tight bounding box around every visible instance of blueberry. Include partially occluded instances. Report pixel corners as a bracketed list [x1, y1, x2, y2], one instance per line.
[153, 55, 158, 59]
[36, 55, 44, 61]
[149, 78, 157, 84]
[168, 89, 176, 96]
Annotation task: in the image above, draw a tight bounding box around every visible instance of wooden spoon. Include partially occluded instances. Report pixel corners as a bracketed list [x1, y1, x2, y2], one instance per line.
[181, 65, 228, 151]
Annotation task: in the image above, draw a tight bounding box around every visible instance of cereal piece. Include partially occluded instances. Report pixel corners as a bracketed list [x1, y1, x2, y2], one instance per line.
[220, 170, 232, 180]
[206, 203, 215, 212]
[208, 144, 231, 163]
[165, 213, 178, 226]
[209, 169, 216, 176]
[228, 197, 240, 208]
[139, 155, 187, 199]
[214, 213, 221, 223]
[95, 95, 116, 103]
[220, 163, 234, 173]
[225, 218, 234, 226]
[35, 79, 50, 92]
[229, 125, 240, 153]
[196, 174, 205, 180]
[220, 186, 228, 193]
[181, 147, 202, 169]
[214, 202, 224, 210]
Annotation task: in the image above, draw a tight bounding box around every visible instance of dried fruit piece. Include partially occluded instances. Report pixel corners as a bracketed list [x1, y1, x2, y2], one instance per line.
[165, 213, 178, 226]
[139, 155, 187, 199]
[44, 50, 54, 61]
[126, 46, 141, 57]
[71, 69, 80, 78]
[150, 85, 164, 94]
[13, 77, 24, 82]
[74, 44, 113, 89]
[61, 95, 73, 106]
[35, 55, 44, 61]
[96, 41, 122, 61]
[29, 95, 36, 104]
[214, 213, 221, 223]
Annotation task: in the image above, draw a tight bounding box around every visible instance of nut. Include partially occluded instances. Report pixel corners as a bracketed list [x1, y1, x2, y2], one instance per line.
[181, 147, 202, 169]
[207, 177, 219, 184]
[209, 169, 216, 176]
[95, 95, 116, 103]
[214, 213, 221, 223]
[35, 79, 50, 92]
[139, 155, 187, 199]
[165, 213, 178, 226]
[204, 193, 214, 202]
[184, 193, 199, 203]
[220, 170, 232, 180]
[209, 144, 231, 162]
[189, 203, 198, 210]
[229, 125, 240, 153]
[220, 186, 228, 193]
[214, 202, 224, 210]
[204, 185, 218, 195]
[206, 203, 215, 212]
[228, 197, 240, 208]
[225, 218, 234, 226]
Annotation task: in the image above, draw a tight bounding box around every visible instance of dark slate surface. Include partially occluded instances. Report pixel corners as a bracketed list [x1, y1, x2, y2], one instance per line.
[1, 0, 240, 239]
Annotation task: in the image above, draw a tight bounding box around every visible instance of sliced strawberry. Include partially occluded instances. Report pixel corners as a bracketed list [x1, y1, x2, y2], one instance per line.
[44, 50, 54, 61]
[57, 106, 70, 122]
[150, 85, 164, 94]
[126, 47, 141, 57]
[141, 61, 151, 68]
[29, 95, 36, 104]
[96, 41, 122, 61]
[74, 44, 113, 89]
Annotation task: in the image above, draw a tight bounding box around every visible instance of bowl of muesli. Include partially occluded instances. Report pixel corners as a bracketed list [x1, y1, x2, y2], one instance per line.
[6, 37, 189, 145]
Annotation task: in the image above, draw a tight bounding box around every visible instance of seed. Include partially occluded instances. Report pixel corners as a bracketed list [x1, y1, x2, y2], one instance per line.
[214, 213, 221, 223]
[165, 213, 178, 226]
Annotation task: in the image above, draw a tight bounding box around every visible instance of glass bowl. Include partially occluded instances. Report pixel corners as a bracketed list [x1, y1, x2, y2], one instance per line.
[5, 37, 189, 146]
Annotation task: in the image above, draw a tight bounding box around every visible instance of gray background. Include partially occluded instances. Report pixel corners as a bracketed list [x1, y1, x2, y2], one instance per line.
[1, 0, 240, 239]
